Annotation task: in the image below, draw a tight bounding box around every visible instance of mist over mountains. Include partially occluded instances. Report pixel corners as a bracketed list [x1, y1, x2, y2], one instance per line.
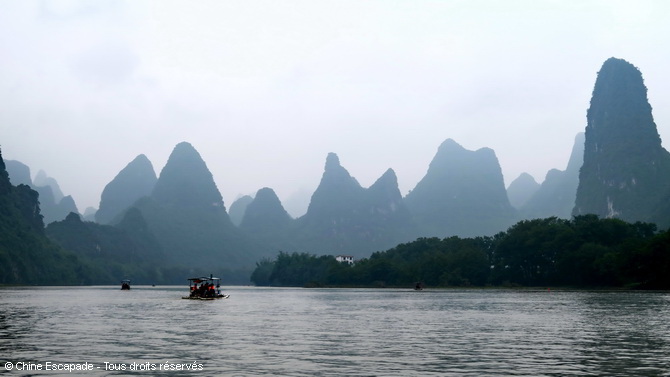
[511, 132, 585, 220]
[3, 57, 670, 283]
[5, 160, 80, 224]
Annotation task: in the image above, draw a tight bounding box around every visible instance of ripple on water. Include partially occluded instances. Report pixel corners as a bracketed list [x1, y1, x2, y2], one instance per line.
[1, 287, 670, 376]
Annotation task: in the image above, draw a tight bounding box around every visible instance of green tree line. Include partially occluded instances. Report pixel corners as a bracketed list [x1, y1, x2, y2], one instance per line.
[251, 215, 670, 289]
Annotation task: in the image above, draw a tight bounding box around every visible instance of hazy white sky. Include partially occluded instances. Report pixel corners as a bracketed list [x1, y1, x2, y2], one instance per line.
[2, 0, 670, 217]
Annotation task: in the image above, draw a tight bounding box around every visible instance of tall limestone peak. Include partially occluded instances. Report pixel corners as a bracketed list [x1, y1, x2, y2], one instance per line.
[297, 154, 411, 254]
[507, 173, 540, 209]
[586, 58, 660, 146]
[96, 154, 157, 224]
[325, 152, 341, 170]
[240, 187, 292, 233]
[368, 168, 400, 197]
[404, 139, 516, 237]
[152, 142, 225, 210]
[321, 152, 361, 189]
[131, 142, 254, 268]
[366, 168, 413, 241]
[367, 168, 407, 215]
[414, 138, 503, 189]
[369, 167, 397, 186]
[305, 152, 364, 218]
[573, 58, 670, 222]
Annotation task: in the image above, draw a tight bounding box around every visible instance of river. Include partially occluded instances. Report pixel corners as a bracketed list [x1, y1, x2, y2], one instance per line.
[1, 286, 669, 376]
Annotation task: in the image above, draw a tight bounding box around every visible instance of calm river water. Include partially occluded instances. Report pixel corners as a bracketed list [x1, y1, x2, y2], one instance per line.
[1, 286, 670, 376]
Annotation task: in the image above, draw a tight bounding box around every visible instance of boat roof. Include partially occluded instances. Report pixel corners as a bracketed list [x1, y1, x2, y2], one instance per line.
[187, 276, 220, 282]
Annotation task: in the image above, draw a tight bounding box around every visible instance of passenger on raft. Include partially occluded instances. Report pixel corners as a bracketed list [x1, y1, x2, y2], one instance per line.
[190, 282, 218, 298]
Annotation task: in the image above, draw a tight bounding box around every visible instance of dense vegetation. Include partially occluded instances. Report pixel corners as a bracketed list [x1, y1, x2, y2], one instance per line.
[251, 215, 670, 289]
[46, 210, 164, 284]
[0, 151, 96, 285]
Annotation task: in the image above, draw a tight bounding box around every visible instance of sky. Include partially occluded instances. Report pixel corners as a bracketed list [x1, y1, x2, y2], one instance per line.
[2, 0, 670, 217]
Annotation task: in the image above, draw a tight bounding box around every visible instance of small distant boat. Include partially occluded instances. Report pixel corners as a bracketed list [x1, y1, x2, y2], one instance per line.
[182, 275, 229, 300]
[121, 279, 131, 290]
[414, 282, 424, 291]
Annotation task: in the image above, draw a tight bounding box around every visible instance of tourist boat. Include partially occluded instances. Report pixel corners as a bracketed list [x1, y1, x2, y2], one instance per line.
[121, 279, 131, 290]
[182, 275, 229, 300]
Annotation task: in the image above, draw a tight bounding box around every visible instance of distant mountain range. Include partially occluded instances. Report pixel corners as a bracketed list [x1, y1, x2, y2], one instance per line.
[510, 132, 584, 220]
[294, 152, 413, 254]
[3, 57, 670, 283]
[5, 160, 79, 224]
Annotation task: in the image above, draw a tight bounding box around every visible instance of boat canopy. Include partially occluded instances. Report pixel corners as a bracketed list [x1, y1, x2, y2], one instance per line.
[187, 276, 220, 283]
